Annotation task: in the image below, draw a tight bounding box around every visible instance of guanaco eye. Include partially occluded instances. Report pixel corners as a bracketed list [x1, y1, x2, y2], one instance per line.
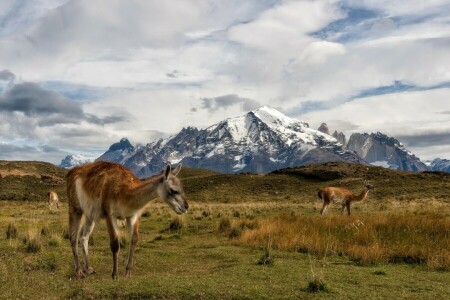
[169, 188, 178, 195]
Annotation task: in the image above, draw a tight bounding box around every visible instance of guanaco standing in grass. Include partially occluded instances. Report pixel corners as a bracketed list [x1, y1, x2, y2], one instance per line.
[317, 180, 374, 215]
[47, 191, 60, 210]
[66, 161, 188, 279]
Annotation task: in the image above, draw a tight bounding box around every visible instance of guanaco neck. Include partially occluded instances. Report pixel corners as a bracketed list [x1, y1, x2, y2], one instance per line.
[354, 188, 370, 202]
[127, 174, 164, 211]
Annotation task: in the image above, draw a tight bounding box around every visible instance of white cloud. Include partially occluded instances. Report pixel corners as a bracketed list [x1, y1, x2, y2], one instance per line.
[1, 0, 450, 162]
[301, 88, 450, 159]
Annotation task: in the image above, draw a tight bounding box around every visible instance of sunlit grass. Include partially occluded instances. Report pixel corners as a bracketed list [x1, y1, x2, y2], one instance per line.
[237, 213, 450, 270]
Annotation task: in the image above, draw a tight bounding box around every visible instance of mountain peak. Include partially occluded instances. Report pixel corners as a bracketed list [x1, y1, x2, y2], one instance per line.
[59, 154, 93, 169]
[251, 106, 299, 127]
[109, 137, 134, 152]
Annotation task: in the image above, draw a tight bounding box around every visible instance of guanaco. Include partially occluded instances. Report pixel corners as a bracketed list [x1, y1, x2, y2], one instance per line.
[66, 161, 188, 279]
[318, 180, 374, 215]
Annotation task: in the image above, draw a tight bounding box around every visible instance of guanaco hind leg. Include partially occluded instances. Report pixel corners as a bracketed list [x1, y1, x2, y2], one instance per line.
[69, 210, 84, 278]
[80, 218, 96, 274]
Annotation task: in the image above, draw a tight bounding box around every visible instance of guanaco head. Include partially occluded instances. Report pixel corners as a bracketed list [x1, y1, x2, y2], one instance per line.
[363, 180, 374, 191]
[159, 164, 189, 215]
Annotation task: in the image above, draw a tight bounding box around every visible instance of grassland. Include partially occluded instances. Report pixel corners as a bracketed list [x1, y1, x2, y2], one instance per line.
[0, 161, 449, 299]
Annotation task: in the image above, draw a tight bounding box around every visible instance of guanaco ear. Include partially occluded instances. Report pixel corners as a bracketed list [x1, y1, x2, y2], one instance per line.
[164, 164, 171, 179]
[172, 164, 182, 176]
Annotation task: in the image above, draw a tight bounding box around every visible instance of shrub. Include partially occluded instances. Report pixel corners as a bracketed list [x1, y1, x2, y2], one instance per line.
[228, 227, 242, 239]
[218, 218, 231, 232]
[6, 223, 18, 239]
[307, 278, 328, 293]
[40, 225, 49, 236]
[257, 241, 273, 266]
[48, 234, 62, 247]
[23, 231, 42, 253]
[169, 216, 184, 231]
[306, 255, 328, 293]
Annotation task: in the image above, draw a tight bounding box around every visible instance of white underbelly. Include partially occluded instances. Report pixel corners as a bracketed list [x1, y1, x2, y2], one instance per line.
[331, 194, 345, 204]
[75, 178, 102, 221]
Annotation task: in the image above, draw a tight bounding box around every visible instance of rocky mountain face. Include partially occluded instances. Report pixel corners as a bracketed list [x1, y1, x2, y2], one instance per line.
[97, 138, 135, 163]
[90, 107, 439, 176]
[96, 107, 365, 177]
[346, 132, 428, 172]
[332, 130, 346, 145]
[59, 154, 93, 169]
[317, 123, 330, 135]
[427, 158, 450, 173]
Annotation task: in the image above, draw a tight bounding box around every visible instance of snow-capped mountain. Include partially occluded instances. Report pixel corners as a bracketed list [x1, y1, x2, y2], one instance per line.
[96, 138, 135, 163]
[59, 154, 93, 169]
[427, 158, 450, 172]
[97, 106, 365, 177]
[347, 132, 428, 171]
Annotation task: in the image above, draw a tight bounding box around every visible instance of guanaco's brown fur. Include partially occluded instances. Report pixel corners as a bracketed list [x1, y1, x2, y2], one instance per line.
[67, 161, 188, 279]
[318, 180, 374, 215]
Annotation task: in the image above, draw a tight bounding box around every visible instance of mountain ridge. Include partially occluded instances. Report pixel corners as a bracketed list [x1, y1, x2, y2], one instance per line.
[60, 107, 445, 174]
[96, 106, 365, 177]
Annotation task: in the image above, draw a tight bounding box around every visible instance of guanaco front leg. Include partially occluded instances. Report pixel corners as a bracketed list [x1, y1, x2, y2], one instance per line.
[320, 203, 329, 215]
[125, 215, 139, 277]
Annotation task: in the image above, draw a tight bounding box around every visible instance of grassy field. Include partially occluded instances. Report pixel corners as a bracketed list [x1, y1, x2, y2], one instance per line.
[0, 161, 449, 299]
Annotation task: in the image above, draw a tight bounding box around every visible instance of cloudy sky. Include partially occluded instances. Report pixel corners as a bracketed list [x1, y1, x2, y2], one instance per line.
[1, 0, 449, 164]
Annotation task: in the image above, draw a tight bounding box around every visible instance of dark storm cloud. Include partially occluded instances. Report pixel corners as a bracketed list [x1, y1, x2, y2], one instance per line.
[0, 142, 65, 162]
[0, 81, 126, 126]
[200, 94, 260, 113]
[0, 143, 37, 154]
[0, 69, 16, 81]
[397, 132, 450, 147]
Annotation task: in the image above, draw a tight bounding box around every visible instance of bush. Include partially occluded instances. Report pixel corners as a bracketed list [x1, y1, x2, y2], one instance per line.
[23, 231, 42, 253]
[228, 227, 242, 239]
[257, 242, 273, 266]
[48, 234, 61, 247]
[218, 218, 231, 232]
[307, 278, 328, 293]
[40, 225, 49, 236]
[6, 223, 18, 239]
[169, 216, 184, 231]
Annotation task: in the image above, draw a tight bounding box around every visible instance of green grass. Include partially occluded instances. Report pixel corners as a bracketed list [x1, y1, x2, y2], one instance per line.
[0, 161, 449, 299]
[1, 200, 449, 299]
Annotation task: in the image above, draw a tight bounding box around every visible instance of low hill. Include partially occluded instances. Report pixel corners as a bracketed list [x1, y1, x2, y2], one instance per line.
[2, 160, 447, 205]
[0, 161, 67, 201]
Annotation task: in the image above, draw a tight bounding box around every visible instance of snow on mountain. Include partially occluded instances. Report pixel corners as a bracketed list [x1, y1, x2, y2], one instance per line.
[96, 137, 135, 163]
[428, 158, 450, 172]
[347, 132, 428, 172]
[59, 154, 93, 169]
[96, 106, 365, 177]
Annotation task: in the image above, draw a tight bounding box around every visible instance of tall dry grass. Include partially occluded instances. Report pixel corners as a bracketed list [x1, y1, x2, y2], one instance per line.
[237, 213, 450, 270]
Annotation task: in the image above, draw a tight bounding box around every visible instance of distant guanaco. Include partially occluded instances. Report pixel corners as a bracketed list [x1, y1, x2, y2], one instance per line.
[47, 191, 60, 210]
[317, 180, 374, 215]
[66, 161, 188, 279]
